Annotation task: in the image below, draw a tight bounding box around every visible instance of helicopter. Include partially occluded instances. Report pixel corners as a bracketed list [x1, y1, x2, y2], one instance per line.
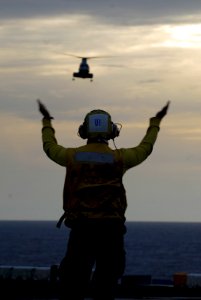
[73, 56, 94, 81]
[57, 53, 110, 81]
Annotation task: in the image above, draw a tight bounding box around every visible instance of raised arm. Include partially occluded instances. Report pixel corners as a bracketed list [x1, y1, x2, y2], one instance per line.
[37, 99, 68, 167]
[121, 101, 170, 170]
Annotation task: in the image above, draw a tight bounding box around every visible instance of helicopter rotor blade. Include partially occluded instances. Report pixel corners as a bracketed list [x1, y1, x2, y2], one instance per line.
[85, 55, 116, 59]
[54, 52, 84, 59]
[54, 52, 115, 60]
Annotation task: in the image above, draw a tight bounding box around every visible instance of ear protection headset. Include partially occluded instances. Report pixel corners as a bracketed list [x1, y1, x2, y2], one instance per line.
[78, 109, 121, 140]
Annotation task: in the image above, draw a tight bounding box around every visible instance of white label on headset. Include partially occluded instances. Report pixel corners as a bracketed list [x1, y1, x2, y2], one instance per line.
[88, 114, 108, 132]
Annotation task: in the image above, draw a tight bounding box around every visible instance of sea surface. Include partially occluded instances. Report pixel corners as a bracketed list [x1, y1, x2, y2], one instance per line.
[1, 221, 201, 280]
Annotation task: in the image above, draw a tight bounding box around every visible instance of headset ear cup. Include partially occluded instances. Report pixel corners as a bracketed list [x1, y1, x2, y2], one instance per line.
[111, 123, 120, 139]
[78, 123, 87, 139]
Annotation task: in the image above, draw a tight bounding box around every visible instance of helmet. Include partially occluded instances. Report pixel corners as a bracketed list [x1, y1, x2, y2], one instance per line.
[78, 109, 120, 140]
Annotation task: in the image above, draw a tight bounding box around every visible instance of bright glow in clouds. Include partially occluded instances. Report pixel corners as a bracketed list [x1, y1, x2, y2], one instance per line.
[162, 24, 201, 48]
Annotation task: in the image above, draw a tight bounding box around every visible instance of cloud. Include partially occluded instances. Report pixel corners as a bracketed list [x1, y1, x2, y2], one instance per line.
[1, 0, 201, 26]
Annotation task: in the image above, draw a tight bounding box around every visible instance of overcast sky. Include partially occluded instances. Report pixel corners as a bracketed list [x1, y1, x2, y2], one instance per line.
[1, 0, 201, 222]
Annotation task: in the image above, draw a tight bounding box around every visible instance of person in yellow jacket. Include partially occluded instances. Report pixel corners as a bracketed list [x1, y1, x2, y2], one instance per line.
[37, 100, 170, 300]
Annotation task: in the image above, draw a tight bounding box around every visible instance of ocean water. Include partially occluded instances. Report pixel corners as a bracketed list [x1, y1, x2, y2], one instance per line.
[1, 221, 201, 280]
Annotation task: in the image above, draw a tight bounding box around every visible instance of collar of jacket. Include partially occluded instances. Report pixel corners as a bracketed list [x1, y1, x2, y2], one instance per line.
[87, 138, 109, 145]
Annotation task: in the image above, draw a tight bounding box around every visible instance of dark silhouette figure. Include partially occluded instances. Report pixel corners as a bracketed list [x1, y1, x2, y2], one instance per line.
[37, 99, 170, 300]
